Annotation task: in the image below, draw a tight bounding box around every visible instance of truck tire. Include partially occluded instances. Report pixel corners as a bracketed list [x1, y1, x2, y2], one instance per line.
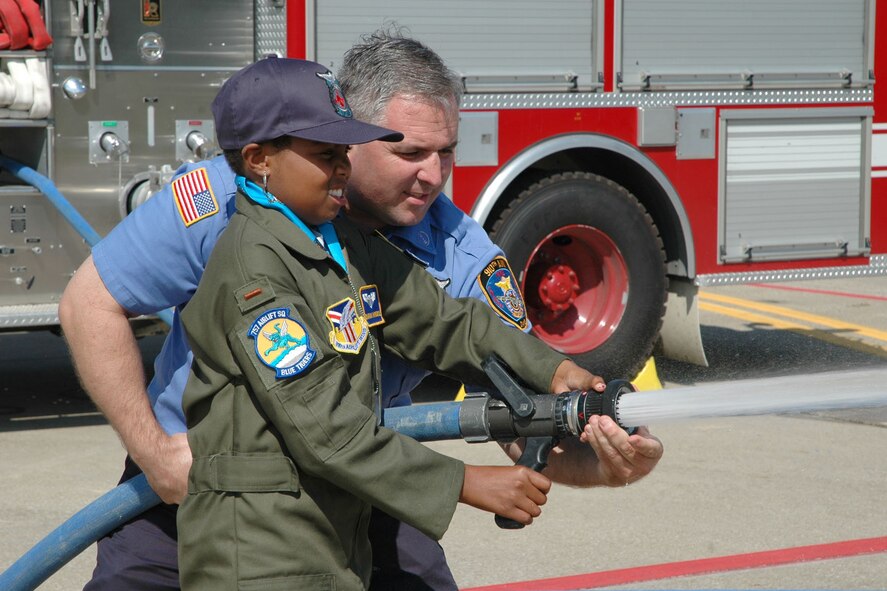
[490, 172, 667, 380]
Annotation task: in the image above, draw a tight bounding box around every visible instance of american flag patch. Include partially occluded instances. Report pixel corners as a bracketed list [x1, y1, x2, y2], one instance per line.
[172, 169, 218, 227]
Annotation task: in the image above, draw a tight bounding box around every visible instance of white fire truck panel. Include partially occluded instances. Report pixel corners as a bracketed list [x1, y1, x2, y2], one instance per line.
[313, 0, 601, 92]
[619, 0, 873, 91]
[719, 108, 872, 263]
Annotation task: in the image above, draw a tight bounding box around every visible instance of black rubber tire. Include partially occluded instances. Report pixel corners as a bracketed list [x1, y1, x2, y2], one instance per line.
[491, 172, 667, 380]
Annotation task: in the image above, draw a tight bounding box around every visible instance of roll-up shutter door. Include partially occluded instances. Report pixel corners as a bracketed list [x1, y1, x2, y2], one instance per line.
[315, 0, 599, 92]
[619, 0, 870, 90]
[719, 109, 872, 263]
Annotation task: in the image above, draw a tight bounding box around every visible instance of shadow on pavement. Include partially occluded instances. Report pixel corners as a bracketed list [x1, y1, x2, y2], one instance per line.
[0, 330, 164, 432]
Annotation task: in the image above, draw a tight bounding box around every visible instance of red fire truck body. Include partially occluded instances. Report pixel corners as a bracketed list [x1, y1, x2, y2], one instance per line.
[1, 0, 884, 377]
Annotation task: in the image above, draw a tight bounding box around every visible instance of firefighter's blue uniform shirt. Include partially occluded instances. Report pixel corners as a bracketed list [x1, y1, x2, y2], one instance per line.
[91, 155, 528, 434]
[380, 197, 531, 407]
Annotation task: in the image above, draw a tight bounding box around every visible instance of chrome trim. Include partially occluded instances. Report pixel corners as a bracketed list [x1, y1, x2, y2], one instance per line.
[255, 0, 288, 59]
[696, 255, 887, 287]
[53, 65, 238, 72]
[0, 303, 59, 328]
[720, 106, 875, 120]
[460, 88, 873, 111]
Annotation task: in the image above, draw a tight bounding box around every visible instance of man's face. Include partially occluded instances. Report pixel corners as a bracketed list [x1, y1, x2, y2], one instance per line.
[346, 95, 459, 229]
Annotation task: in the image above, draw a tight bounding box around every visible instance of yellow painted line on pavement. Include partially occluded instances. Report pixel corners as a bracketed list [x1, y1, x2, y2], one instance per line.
[699, 292, 887, 359]
[701, 291, 887, 343]
[699, 300, 809, 331]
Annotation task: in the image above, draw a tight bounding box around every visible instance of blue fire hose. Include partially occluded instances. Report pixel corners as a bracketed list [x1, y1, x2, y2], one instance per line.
[0, 403, 463, 591]
[0, 155, 174, 325]
[0, 154, 103, 247]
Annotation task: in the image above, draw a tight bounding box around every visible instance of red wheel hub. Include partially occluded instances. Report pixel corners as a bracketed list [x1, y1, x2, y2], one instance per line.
[521, 225, 628, 354]
[538, 265, 580, 312]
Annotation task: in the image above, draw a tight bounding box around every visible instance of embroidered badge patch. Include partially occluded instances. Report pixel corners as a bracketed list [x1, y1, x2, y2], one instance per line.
[172, 168, 218, 227]
[249, 307, 315, 378]
[326, 297, 369, 354]
[316, 71, 353, 118]
[477, 256, 528, 330]
[359, 285, 385, 327]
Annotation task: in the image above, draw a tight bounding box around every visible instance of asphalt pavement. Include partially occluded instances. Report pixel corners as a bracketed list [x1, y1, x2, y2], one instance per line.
[2, 330, 887, 590]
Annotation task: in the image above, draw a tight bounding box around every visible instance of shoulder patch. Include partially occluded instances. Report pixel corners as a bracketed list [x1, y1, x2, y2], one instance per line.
[249, 307, 316, 378]
[172, 168, 219, 227]
[359, 285, 385, 327]
[326, 297, 369, 354]
[477, 256, 528, 330]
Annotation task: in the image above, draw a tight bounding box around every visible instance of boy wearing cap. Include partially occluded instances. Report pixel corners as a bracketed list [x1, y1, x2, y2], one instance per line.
[176, 57, 598, 590]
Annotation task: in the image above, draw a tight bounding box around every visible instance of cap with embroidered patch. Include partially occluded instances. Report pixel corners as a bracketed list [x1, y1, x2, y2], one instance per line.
[212, 57, 403, 149]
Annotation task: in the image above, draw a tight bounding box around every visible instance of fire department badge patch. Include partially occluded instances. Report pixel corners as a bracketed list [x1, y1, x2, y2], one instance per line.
[477, 256, 528, 330]
[359, 285, 385, 327]
[249, 307, 316, 378]
[326, 297, 369, 354]
[172, 168, 218, 227]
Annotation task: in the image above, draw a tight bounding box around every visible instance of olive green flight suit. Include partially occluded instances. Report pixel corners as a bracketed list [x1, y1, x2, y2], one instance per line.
[177, 192, 567, 591]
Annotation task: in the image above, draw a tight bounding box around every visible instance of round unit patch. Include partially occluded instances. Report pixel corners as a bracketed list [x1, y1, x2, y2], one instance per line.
[249, 307, 316, 378]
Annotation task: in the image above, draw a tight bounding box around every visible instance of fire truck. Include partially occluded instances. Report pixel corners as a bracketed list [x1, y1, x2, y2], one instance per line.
[1, 0, 885, 378]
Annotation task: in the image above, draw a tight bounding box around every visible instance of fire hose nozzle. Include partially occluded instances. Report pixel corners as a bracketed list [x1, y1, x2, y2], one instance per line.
[472, 356, 638, 529]
[570, 379, 637, 435]
[460, 358, 637, 443]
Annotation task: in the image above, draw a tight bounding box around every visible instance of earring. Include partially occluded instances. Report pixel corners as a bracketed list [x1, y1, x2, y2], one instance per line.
[262, 172, 277, 202]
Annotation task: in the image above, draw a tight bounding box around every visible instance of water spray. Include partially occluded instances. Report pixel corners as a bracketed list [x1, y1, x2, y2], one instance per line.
[615, 367, 887, 427]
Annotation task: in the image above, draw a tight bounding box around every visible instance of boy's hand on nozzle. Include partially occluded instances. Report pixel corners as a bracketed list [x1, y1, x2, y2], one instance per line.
[459, 465, 551, 525]
[550, 359, 605, 394]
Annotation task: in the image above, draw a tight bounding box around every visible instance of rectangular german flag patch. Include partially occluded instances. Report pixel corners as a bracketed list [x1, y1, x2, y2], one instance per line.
[172, 168, 218, 227]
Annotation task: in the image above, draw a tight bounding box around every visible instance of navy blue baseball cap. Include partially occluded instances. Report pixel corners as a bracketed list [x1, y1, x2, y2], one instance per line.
[212, 57, 403, 149]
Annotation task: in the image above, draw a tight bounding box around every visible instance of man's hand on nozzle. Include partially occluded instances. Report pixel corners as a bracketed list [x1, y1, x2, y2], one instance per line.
[459, 465, 551, 526]
[579, 415, 663, 487]
[134, 432, 192, 505]
[550, 359, 605, 395]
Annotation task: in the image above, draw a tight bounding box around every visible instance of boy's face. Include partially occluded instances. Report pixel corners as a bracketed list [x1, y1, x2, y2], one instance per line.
[264, 137, 352, 226]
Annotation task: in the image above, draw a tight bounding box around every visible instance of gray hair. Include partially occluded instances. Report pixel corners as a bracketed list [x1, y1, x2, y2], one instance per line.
[338, 26, 463, 125]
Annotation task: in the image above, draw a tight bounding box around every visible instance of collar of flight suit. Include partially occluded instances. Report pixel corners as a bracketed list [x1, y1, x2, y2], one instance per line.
[234, 191, 340, 265]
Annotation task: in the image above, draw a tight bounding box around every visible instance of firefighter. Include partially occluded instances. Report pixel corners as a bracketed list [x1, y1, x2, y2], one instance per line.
[59, 29, 663, 591]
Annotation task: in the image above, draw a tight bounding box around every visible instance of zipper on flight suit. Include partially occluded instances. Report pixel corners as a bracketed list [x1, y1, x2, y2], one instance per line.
[320, 230, 383, 424]
[346, 274, 383, 423]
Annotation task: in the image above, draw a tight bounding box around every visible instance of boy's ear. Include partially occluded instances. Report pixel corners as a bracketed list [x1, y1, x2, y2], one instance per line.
[241, 143, 269, 177]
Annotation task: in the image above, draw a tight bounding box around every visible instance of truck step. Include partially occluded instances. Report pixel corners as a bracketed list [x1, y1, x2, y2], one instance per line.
[0, 303, 59, 330]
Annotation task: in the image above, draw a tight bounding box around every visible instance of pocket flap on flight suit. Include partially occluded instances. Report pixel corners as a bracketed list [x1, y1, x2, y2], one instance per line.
[189, 453, 300, 493]
[239, 573, 334, 591]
